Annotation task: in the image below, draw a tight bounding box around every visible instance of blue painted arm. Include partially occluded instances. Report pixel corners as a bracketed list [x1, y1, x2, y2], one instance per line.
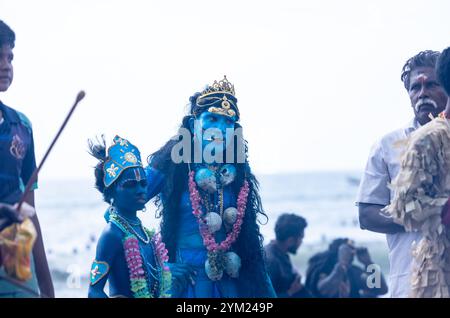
[145, 166, 165, 200]
[88, 223, 122, 298]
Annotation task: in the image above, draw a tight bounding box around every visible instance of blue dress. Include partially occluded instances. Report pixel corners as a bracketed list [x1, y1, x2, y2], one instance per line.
[145, 166, 276, 298]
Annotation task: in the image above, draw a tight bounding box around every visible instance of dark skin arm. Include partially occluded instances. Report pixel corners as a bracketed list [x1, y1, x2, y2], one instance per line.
[286, 274, 304, 297]
[317, 264, 349, 297]
[317, 244, 352, 297]
[358, 203, 405, 234]
[266, 258, 303, 297]
[26, 191, 55, 298]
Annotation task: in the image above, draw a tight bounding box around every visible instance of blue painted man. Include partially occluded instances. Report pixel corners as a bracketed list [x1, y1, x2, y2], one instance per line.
[145, 76, 276, 297]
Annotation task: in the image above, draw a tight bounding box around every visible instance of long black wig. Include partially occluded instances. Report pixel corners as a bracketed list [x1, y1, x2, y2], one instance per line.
[148, 92, 272, 297]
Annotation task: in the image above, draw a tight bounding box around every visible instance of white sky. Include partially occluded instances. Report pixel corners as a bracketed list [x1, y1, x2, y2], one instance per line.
[1, 0, 449, 179]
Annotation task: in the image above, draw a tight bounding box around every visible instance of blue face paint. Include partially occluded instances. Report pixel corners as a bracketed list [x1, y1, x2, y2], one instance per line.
[113, 167, 149, 214]
[193, 111, 236, 156]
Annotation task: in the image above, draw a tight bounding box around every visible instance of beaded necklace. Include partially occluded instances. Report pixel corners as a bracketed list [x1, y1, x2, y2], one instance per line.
[112, 212, 150, 244]
[108, 210, 171, 298]
[188, 170, 249, 281]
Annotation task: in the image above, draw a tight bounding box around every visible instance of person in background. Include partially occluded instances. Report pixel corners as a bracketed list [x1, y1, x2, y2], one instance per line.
[265, 213, 311, 297]
[305, 238, 388, 298]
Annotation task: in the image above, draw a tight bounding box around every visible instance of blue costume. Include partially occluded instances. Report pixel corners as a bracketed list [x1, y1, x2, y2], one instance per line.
[146, 166, 245, 297]
[146, 76, 276, 298]
[88, 136, 171, 298]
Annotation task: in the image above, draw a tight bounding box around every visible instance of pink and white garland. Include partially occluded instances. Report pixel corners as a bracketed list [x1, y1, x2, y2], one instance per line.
[122, 229, 171, 298]
[153, 232, 170, 271]
[188, 170, 250, 253]
[123, 236, 150, 297]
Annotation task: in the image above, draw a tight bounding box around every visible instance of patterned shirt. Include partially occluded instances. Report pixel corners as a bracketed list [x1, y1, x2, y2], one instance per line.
[0, 101, 37, 204]
[0, 101, 39, 297]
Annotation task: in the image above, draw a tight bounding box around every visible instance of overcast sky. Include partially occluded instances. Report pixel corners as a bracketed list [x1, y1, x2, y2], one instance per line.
[1, 0, 449, 179]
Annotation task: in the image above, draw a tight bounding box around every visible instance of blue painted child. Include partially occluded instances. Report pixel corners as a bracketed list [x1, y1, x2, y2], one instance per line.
[87, 136, 194, 298]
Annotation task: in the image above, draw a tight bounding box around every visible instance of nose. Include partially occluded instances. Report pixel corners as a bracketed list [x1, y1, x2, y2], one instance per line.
[136, 183, 147, 194]
[0, 58, 11, 71]
[418, 85, 429, 98]
[136, 182, 146, 193]
[416, 77, 429, 98]
[219, 118, 234, 136]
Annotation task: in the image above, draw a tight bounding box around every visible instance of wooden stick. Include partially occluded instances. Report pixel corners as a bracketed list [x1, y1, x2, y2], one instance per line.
[17, 91, 85, 211]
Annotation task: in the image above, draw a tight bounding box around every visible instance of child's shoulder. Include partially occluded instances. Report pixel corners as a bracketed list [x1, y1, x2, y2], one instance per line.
[98, 222, 124, 244]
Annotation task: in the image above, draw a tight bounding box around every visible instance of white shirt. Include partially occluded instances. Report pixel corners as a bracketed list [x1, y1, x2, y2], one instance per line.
[356, 119, 422, 298]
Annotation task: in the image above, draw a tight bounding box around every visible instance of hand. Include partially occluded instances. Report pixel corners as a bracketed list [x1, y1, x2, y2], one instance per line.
[287, 274, 303, 296]
[338, 243, 354, 268]
[0, 203, 23, 231]
[356, 247, 372, 266]
[14, 202, 36, 219]
[338, 281, 351, 297]
[167, 263, 197, 295]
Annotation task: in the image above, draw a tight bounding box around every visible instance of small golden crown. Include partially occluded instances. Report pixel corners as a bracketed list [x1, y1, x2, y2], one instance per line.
[199, 75, 235, 98]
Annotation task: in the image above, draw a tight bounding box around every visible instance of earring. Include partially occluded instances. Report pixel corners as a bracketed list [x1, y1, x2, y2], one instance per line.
[109, 198, 116, 213]
[142, 207, 147, 213]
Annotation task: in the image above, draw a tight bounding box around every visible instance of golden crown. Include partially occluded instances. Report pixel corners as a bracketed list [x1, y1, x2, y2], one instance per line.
[199, 75, 235, 98]
[194, 75, 239, 119]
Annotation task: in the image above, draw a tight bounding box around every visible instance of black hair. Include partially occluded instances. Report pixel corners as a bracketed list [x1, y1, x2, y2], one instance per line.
[87, 136, 115, 203]
[401, 50, 441, 90]
[0, 20, 15, 48]
[274, 213, 307, 241]
[148, 92, 272, 297]
[436, 46, 450, 96]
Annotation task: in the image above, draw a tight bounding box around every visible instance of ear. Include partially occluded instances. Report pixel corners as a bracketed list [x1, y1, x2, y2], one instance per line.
[105, 186, 116, 205]
[284, 236, 294, 246]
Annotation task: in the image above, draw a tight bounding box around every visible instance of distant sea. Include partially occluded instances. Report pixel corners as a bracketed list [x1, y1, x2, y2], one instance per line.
[32, 171, 390, 297]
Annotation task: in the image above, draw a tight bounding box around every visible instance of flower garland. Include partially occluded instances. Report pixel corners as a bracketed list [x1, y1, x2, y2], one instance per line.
[123, 235, 151, 298]
[109, 213, 171, 298]
[188, 170, 249, 253]
[153, 232, 171, 273]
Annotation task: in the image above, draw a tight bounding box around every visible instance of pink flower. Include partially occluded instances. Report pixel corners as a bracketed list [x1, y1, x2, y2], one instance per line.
[189, 174, 249, 253]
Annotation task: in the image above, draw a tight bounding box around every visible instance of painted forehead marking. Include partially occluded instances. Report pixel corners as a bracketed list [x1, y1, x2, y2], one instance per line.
[416, 73, 428, 82]
[133, 168, 144, 181]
